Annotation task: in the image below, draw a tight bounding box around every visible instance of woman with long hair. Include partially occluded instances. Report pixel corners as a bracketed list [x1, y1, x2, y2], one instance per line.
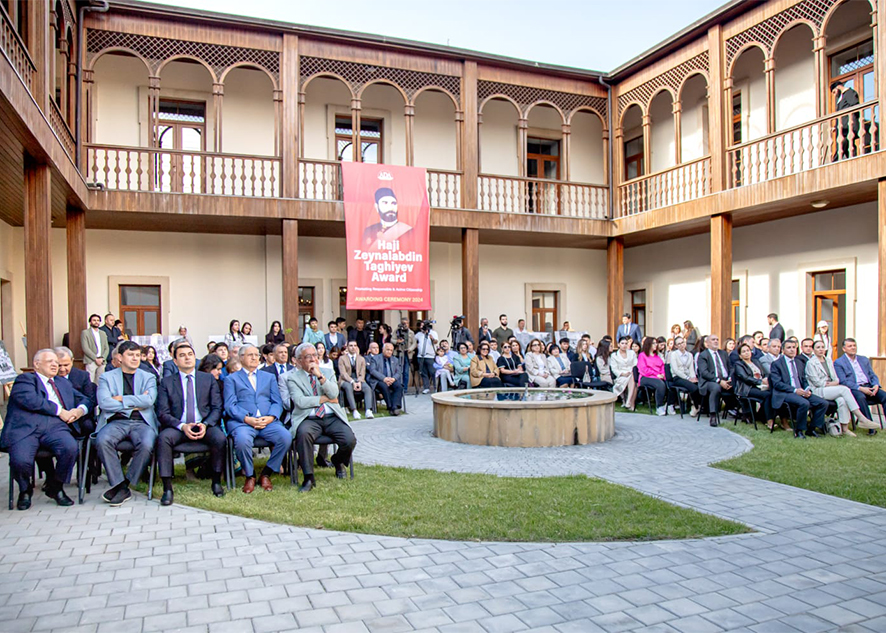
[498, 341, 530, 387]
[638, 336, 668, 416]
[812, 320, 831, 357]
[241, 322, 253, 337]
[524, 339, 555, 387]
[225, 319, 245, 346]
[806, 339, 878, 436]
[683, 320, 699, 350]
[266, 320, 285, 345]
[732, 342, 775, 430]
[609, 336, 638, 410]
[546, 343, 573, 387]
[470, 342, 503, 388]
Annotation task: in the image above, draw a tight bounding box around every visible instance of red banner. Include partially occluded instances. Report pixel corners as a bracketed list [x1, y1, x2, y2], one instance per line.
[342, 162, 432, 310]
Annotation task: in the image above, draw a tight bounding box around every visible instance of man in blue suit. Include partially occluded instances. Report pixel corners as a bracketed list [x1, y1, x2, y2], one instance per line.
[834, 337, 886, 423]
[224, 345, 291, 493]
[55, 347, 97, 438]
[368, 343, 405, 415]
[156, 342, 226, 505]
[616, 313, 642, 345]
[95, 340, 159, 506]
[770, 339, 828, 438]
[0, 349, 88, 510]
[260, 343, 294, 379]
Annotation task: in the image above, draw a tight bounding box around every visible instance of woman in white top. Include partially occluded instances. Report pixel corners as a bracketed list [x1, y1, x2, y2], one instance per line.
[812, 320, 831, 357]
[224, 319, 245, 347]
[805, 340, 878, 436]
[667, 336, 702, 417]
[608, 336, 638, 410]
[546, 343, 573, 387]
[315, 341, 335, 373]
[524, 339, 555, 387]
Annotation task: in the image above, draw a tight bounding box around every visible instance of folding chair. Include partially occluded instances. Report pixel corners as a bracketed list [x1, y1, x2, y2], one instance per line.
[147, 440, 233, 500]
[81, 433, 156, 501]
[226, 434, 297, 488]
[665, 365, 690, 418]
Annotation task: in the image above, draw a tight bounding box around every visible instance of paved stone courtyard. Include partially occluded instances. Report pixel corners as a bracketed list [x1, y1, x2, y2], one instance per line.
[2, 396, 886, 632]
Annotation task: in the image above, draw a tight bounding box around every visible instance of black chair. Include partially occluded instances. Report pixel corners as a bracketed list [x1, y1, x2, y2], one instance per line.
[226, 434, 297, 488]
[570, 361, 610, 391]
[866, 395, 885, 430]
[147, 440, 233, 500]
[81, 433, 156, 501]
[5, 438, 88, 510]
[665, 365, 689, 418]
[737, 394, 765, 430]
[298, 435, 355, 480]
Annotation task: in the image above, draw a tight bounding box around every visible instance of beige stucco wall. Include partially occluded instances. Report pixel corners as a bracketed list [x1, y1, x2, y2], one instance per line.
[680, 75, 709, 162]
[649, 91, 676, 173]
[570, 110, 606, 184]
[732, 47, 767, 142]
[774, 25, 816, 132]
[480, 98, 519, 176]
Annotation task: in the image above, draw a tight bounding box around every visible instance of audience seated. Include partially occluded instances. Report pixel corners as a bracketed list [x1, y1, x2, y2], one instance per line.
[666, 336, 701, 417]
[434, 347, 457, 391]
[368, 343, 405, 415]
[324, 320, 347, 352]
[338, 340, 376, 419]
[806, 340, 878, 436]
[608, 337, 638, 410]
[261, 343, 293, 379]
[731, 342, 774, 430]
[546, 343, 573, 387]
[637, 337, 668, 416]
[470, 342, 503, 388]
[524, 339, 555, 387]
[55, 347, 97, 439]
[760, 337, 781, 375]
[697, 334, 733, 427]
[769, 339, 829, 439]
[497, 342, 530, 387]
[834, 338, 886, 424]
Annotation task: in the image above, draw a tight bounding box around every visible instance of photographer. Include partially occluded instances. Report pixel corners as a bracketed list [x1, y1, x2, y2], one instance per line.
[392, 317, 416, 393]
[477, 317, 493, 345]
[414, 319, 439, 394]
[450, 315, 474, 350]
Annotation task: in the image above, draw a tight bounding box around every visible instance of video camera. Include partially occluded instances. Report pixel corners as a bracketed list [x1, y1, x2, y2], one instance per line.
[419, 319, 436, 334]
[365, 320, 380, 335]
[450, 315, 465, 330]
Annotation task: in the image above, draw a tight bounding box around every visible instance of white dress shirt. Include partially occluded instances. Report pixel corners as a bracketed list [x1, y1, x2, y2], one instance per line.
[37, 373, 88, 417]
[91, 328, 102, 355]
[177, 370, 203, 430]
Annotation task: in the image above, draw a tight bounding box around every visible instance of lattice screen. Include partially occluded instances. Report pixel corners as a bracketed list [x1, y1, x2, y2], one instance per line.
[616, 52, 710, 119]
[299, 56, 460, 104]
[477, 80, 608, 123]
[86, 29, 280, 87]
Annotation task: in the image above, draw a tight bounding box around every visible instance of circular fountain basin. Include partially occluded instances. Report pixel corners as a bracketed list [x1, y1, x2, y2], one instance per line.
[431, 388, 616, 447]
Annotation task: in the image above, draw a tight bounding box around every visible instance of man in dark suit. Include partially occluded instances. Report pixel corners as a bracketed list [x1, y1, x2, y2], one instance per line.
[99, 313, 121, 364]
[0, 349, 88, 510]
[767, 313, 785, 343]
[55, 347, 97, 438]
[616, 313, 642, 345]
[696, 334, 733, 426]
[834, 337, 886, 423]
[770, 339, 828, 438]
[156, 342, 226, 505]
[368, 342, 404, 415]
[348, 319, 371, 356]
[832, 79, 860, 160]
[324, 320, 347, 353]
[260, 343, 293, 379]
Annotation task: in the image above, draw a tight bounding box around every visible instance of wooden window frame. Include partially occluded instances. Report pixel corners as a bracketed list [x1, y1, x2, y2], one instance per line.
[335, 116, 383, 164]
[828, 39, 875, 113]
[811, 270, 846, 360]
[731, 279, 741, 341]
[156, 98, 207, 193]
[624, 135, 644, 180]
[119, 284, 161, 337]
[630, 290, 646, 333]
[531, 290, 559, 334]
[298, 286, 315, 337]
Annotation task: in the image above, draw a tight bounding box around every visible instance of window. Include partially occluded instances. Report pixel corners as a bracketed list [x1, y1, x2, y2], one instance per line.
[731, 92, 743, 185]
[335, 116, 382, 163]
[339, 286, 348, 320]
[624, 136, 644, 180]
[731, 280, 741, 341]
[526, 138, 561, 214]
[298, 286, 315, 338]
[829, 40, 875, 111]
[156, 99, 206, 193]
[119, 285, 161, 337]
[630, 290, 646, 334]
[531, 291, 558, 334]
[811, 270, 846, 359]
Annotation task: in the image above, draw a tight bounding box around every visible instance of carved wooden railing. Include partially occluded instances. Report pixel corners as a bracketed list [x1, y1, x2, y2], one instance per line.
[478, 174, 608, 219]
[427, 169, 461, 209]
[0, 6, 36, 94]
[84, 144, 281, 197]
[617, 156, 711, 217]
[727, 102, 880, 188]
[49, 100, 75, 158]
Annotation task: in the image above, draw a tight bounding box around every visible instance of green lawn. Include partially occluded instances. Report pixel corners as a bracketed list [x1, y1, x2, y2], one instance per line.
[155, 459, 749, 542]
[621, 402, 886, 508]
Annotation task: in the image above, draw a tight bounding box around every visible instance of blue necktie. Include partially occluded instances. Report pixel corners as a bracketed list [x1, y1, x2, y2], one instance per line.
[185, 375, 196, 424]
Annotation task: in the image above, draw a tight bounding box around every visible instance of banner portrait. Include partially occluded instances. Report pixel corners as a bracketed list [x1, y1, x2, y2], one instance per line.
[342, 162, 432, 310]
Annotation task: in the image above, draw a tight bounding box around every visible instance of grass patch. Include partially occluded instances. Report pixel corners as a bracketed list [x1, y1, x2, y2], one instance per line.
[154, 460, 749, 542]
[622, 400, 886, 508]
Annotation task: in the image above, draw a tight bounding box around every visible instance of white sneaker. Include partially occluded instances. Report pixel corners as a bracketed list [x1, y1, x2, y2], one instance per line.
[422, 388, 430, 394]
[656, 406, 667, 417]
[856, 418, 880, 430]
[690, 406, 699, 418]
[352, 410, 362, 420]
[366, 410, 374, 419]
[667, 405, 676, 415]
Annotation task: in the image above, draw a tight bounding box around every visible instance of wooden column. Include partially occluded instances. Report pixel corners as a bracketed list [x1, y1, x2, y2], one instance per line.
[148, 76, 160, 147]
[876, 5, 885, 109]
[351, 98, 362, 162]
[29, 0, 50, 109]
[454, 110, 464, 171]
[601, 126, 610, 185]
[461, 61, 478, 209]
[764, 57, 776, 135]
[878, 180, 886, 356]
[641, 114, 651, 175]
[282, 34, 299, 198]
[461, 228, 479, 337]
[82, 69, 94, 157]
[607, 237, 624, 338]
[67, 58, 77, 126]
[562, 123, 572, 181]
[404, 104, 415, 166]
[273, 89, 283, 157]
[672, 100, 682, 165]
[212, 83, 224, 152]
[517, 117, 528, 177]
[710, 213, 733, 338]
[24, 160, 53, 355]
[613, 127, 623, 216]
[66, 207, 86, 361]
[282, 220, 299, 344]
[813, 35, 827, 118]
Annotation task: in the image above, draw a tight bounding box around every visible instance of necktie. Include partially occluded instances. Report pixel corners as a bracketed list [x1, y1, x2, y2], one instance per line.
[248, 372, 257, 390]
[185, 375, 196, 424]
[791, 359, 801, 389]
[351, 356, 357, 373]
[713, 351, 724, 379]
[48, 378, 64, 408]
[310, 375, 326, 417]
[385, 357, 392, 377]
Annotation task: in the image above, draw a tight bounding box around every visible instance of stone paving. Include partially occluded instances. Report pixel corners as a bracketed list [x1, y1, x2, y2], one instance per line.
[2, 395, 886, 633]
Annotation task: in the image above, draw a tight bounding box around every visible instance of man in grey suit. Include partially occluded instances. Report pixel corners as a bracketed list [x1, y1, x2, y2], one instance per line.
[369, 342, 404, 415]
[95, 340, 158, 506]
[279, 343, 356, 492]
[81, 314, 109, 383]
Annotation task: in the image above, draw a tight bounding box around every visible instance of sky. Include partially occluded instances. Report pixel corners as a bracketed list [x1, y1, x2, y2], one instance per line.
[144, 0, 728, 72]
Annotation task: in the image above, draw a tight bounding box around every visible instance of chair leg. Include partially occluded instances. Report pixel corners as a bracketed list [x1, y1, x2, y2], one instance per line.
[147, 452, 156, 501]
[8, 467, 13, 511]
[349, 456, 354, 480]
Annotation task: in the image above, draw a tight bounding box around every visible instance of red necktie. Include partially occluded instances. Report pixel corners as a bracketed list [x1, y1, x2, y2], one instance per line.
[310, 375, 326, 418]
[48, 378, 65, 408]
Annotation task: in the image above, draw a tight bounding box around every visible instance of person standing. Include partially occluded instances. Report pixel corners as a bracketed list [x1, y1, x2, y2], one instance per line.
[767, 313, 785, 343]
[491, 314, 514, 349]
[303, 317, 325, 346]
[81, 313, 109, 383]
[413, 323, 439, 394]
[831, 79, 860, 160]
[99, 313, 120, 365]
[617, 313, 642, 345]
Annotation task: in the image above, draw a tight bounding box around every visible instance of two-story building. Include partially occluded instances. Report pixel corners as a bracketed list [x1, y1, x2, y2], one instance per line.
[0, 0, 883, 372]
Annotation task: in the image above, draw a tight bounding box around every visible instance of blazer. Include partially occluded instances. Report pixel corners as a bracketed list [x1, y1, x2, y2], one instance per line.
[732, 359, 766, 398]
[834, 354, 880, 390]
[338, 353, 368, 385]
[61, 367, 97, 434]
[279, 367, 347, 430]
[0, 372, 87, 449]
[769, 355, 809, 410]
[469, 355, 499, 387]
[99, 325, 121, 358]
[162, 359, 178, 379]
[768, 323, 785, 342]
[156, 371, 223, 430]
[368, 354, 402, 385]
[96, 368, 159, 432]
[261, 363, 293, 380]
[697, 349, 732, 391]
[140, 361, 161, 380]
[805, 355, 840, 396]
[616, 323, 642, 344]
[80, 328, 109, 364]
[324, 332, 347, 352]
[223, 369, 283, 433]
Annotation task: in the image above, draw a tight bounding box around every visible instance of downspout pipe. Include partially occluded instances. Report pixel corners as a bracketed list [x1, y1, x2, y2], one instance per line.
[598, 75, 614, 220]
[75, 0, 110, 168]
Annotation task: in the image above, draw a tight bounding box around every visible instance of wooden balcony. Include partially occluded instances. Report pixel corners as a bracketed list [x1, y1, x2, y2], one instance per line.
[0, 6, 35, 95]
[727, 102, 880, 189]
[616, 156, 711, 217]
[478, 174, 608, 219]
[49, 100, 75, 159]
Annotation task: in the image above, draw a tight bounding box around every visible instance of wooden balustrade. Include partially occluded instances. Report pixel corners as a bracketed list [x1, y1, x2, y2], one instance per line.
[49, 100, 75, 158]
[478, 174, 608, 219]
[0, 6, 35, 94]
[298, 159, 342, 200]
[427, 169, 461, 209]
[85, 144, 281, 197]
[727, 102, 880, 189]
[617, 157, 711, 217]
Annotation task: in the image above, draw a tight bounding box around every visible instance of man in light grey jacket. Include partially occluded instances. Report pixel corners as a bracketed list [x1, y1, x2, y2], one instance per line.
[80, 314, 109, 383]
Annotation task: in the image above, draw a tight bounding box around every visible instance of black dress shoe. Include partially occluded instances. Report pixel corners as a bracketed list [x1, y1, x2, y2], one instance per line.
[50, 490, 74, 507]
[298, 479, 314, 493]
[391, 408, 400, 417]
[211, 482, 225, 497]
[16, 492, 31, 511]
[335, 464, 347, 479]
[709, 416, 719, 427]
[160, 489, 174, 506]
[794, 431, 806, 439]
[316, 456, 332, 468]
